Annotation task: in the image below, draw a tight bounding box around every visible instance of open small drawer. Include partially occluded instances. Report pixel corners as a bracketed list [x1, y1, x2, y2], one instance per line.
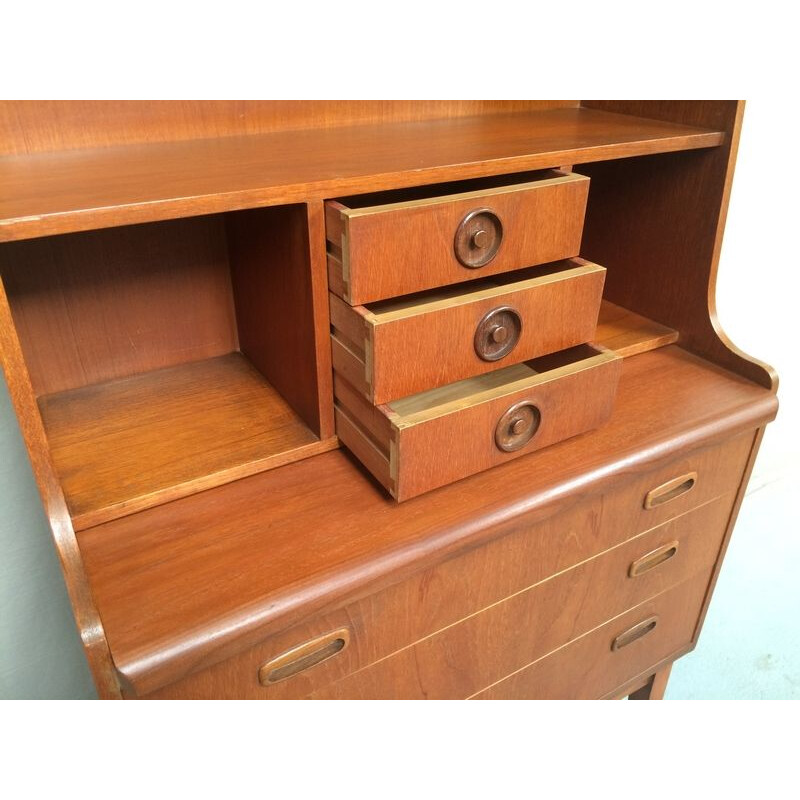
[326, 169, 590, 305]
[334, 343, 623, 501]
[331, 257, 606, 404]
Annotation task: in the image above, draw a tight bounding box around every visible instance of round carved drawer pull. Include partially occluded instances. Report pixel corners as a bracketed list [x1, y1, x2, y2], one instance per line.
[475, 306, 522, 361]
[495, 401, 540, 452]
[454, 208, 503, 268]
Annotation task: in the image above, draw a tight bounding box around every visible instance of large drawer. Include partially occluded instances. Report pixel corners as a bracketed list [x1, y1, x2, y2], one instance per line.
[326, 170, 590, 305]
[142, 432, 754, 699]
[306, 496, 731, 699]
[330, 258, 606, 404]
[335, 343, 623, 501]
[472, 572, 711, 699]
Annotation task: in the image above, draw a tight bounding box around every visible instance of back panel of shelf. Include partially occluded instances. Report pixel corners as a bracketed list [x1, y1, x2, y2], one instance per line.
[0, 204, 335, 530]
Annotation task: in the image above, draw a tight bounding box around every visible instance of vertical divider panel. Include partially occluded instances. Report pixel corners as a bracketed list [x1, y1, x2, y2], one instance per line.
[226, 204, 334, 439]
[305, 201, 336, 439]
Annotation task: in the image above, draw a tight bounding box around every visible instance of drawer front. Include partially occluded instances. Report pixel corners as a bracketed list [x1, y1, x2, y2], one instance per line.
[330, 258, 606, 404]
[334, 345, 622, 501]
[143, 433, 753, 699]
[472, 571, 711, 700]
[390, 345, 622, 502]
[326, 170, 589, 305]
[307, 497, 731, 699]
[335, 343, 622, 501]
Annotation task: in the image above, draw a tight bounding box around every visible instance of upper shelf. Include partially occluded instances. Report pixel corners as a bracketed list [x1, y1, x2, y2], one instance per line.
[0, 108, 724, 242]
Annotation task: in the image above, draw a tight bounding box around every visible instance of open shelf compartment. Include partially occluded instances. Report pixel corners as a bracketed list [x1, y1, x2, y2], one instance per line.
[0, 205, 333, 530]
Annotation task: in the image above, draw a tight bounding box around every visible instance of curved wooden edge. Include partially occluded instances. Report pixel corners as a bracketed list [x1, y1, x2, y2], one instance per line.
[704, 101, 778, 392]
[112, 376, 777, 696]
[0, 278, 121, 699]
[581, 100, 778, 393]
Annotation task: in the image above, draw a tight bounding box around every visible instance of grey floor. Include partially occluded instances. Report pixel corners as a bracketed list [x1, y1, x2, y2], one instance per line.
[667, 469, 799, 699]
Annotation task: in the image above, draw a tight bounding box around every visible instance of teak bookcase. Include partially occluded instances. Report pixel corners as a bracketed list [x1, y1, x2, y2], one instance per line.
[0, 101, 777, 699]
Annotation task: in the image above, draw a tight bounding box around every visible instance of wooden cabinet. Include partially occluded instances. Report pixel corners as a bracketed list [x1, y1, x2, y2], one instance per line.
[0, 101, 778, 700]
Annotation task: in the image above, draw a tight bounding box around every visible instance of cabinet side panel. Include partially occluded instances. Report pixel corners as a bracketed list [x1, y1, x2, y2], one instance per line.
[691, 426, 764, 643]
[0, 277, 121, 698]
[579, 100, 776, 390]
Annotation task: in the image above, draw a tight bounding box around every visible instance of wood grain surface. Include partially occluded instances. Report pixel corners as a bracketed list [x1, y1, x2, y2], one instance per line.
[327, 171, 589, 304]
[305, 201, 336, 439]
[580, 100, 777, 390]
[391, 346, 622, 500]
[74, 346, 776, 696]
[628, 663, 673, 700]
[595, 301, 679, 357]
[0, 108, 724, 242]
[335, 344, 622, 500]
[0, 279, 121, 698]
[146, 441, 748, 699]
[472, 573, 710, 699]
[38, 353, 334, 530]
[331, 258, 606, 403]
[0, 101, 777, 702]
[226, 204, 329, 436]
[0, 216, 238, 396]
[149, 488, 741, 699]
[307, 496, 732, 699]
[0, 101, 578, 155]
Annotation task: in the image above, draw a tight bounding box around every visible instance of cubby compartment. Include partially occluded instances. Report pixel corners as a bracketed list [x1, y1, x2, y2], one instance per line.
[0, 205, 334, 530]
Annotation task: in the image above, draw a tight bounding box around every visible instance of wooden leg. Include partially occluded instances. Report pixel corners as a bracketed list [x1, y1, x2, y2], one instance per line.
[628, 663, 673, 700]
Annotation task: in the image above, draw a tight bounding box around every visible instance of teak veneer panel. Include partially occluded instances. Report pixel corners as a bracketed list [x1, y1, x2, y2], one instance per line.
[0, 101, 578, 155]
[153, 487, 742, 699]
[326, 170, 589, 305]
[75, 346, 777, 695]
[331, 259, 606, 403]
[38, 352, 334, 530]
[580, 101, 776, 391]
[0, 108, 724, 241]
[335, 344, 623, 501]
[227, 204, 331, 436]
[309, 496, 732, 700]
[596, 301, 679, 357]
[0, 216, 238, 396]
[472, 573, 711, 700]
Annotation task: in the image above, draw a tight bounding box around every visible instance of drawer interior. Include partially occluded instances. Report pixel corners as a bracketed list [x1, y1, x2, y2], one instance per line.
[333, 168, 571, 210]
[386, 343, 611, 420]
[334, 341, 622, 500]
[363, 258, 598, 319]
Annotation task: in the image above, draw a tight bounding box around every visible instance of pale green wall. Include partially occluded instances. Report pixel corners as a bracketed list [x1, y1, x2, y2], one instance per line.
[0, 375, 97, 699]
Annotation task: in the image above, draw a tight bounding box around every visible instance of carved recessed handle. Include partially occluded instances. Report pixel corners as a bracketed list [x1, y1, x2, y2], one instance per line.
[474, 306, 522, 361]
[628, 541, 679, 578]
[454, 208, 503, 268]
[644, 472, 697, 509]
[611, 616, 659, 651]
[258, 628, 350, 685]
